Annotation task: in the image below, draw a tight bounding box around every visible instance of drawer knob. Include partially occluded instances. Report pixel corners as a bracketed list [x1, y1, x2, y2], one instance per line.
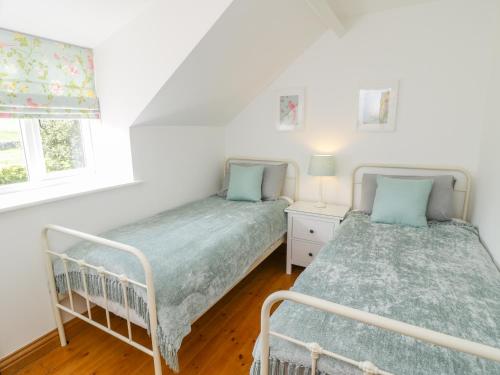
[308, 252, 313, 257]
[309, 229, 315, 234]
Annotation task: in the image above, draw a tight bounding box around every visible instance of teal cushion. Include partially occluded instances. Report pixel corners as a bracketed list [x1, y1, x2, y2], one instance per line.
[226, 165, 264, 202]
[371, 176, 433, 227]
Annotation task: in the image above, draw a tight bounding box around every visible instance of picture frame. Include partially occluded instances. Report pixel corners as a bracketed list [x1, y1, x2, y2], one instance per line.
[276, 88, 305, 131]
[357, 80, 399, 132]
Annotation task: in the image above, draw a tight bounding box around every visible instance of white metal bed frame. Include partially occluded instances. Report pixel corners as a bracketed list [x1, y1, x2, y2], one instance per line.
[224, 156, 300, 202]
[43, 157, 299, 375]
[351, 164, 472, 221]
[259, 164, 500, 375]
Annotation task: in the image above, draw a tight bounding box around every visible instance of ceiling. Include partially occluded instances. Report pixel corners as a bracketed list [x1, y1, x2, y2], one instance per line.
[0, 0, 443, 128]
[133, 0, 325, 126]
[328, 0, 438, 23]
[133, 0, 442, 127]
[0, 0, 154, 47]
[0, 0, 439, 48]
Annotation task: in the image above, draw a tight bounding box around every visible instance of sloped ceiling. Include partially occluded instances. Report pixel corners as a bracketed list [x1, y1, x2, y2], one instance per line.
[133, 0, 326, 127]
[0, 0, 154, 47]
[133, 0, 440, 127]
[0, 0, 441, 128]
[93, 0, 233, 129]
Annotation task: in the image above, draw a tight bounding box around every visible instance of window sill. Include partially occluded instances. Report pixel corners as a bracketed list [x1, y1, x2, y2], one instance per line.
[0, 178, 142, 214]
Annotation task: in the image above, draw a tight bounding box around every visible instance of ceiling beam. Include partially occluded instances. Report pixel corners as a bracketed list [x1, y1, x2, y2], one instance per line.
[305, 0, 345, 37]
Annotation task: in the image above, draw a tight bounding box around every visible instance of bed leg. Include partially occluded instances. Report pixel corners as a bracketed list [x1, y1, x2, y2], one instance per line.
[260, 294, 275, 375]
[53, 301, 67, 347]
[152, 348, 162, 375]
[42, 228, 67, 347]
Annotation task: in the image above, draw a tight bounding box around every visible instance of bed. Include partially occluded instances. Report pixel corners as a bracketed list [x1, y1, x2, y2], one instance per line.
[252, 164, 500, 375]
[43, 157, 298, 375]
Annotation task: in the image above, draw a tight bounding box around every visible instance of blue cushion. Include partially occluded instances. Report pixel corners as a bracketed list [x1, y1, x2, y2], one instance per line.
[226, 165, 264, 202]
[371, 176, 433, 227]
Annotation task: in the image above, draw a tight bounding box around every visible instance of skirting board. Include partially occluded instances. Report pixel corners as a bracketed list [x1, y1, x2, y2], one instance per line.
[0, 316, 82, 374]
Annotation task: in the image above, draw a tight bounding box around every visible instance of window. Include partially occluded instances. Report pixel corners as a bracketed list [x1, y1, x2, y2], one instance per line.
[0, 118, 94, 191]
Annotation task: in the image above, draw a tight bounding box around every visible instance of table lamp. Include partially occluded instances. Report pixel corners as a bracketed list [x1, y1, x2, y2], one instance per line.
[308, 154, 335, 208]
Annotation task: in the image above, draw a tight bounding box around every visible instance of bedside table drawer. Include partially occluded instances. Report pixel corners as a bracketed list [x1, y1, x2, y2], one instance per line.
[285, 202, 350, 274]
[292, 216, 335, 243]
[291, 240, 323, 268]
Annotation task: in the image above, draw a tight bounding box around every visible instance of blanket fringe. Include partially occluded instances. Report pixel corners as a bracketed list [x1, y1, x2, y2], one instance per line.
[54, 271, 181, 373]
[251, 359, 327, 375]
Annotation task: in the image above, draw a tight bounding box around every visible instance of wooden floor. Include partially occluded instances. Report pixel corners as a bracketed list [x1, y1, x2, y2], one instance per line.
[18, 246, 301, 375]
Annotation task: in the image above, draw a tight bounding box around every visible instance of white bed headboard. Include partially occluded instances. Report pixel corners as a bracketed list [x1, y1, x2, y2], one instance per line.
[352, 164, 471, 221]
[224, 157, 300, 201]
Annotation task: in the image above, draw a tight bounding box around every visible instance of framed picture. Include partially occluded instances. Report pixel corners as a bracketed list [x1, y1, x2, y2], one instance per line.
[276, 88, 305, 131]
[357, 80, 399, 132]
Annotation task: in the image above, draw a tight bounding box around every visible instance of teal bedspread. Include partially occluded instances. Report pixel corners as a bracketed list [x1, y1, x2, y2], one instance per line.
[52, 196, 288, 371]
[251, 212, 500, 375]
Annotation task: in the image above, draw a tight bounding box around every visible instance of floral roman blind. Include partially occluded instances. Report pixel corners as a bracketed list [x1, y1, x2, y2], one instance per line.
[0, 29, 100, 119]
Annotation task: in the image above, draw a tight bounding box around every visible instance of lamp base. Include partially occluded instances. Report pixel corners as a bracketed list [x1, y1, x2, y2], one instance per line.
[314, 201, 327, 208]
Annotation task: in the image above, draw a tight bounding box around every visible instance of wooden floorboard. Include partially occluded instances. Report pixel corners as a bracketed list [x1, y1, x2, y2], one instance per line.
[16, 245, 301, 375]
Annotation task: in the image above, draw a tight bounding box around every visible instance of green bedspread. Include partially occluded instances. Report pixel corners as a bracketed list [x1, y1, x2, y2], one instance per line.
[52, 196, 288, 371]
[252, 212, 500, 375]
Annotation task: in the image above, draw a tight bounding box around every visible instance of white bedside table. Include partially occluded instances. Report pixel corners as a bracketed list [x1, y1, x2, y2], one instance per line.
[285, 201, 350, 274]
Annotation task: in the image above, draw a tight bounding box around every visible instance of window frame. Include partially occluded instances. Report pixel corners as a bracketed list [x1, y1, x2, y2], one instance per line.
[0, 118, 95, 194]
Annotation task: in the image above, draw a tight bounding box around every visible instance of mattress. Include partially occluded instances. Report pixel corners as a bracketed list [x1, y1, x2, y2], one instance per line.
[251, 212, 500, 375]
[51, 195, 289, 371]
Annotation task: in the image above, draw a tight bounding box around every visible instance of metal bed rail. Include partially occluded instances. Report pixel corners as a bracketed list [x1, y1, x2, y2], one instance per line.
[42, 224, 163, 375]
[260, 290, 500, 375]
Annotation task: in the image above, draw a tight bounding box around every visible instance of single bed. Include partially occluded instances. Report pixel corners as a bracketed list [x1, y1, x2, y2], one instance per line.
[252, 164, 500, 375]
[43, 157, 298, 375]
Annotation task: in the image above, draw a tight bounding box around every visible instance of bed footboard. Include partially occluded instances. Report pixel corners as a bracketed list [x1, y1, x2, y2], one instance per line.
[260, 290, 500, 375]
[42, 224, 163, 375]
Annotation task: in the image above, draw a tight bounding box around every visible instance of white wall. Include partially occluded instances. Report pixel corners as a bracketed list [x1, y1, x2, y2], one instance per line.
[225, 0, 498, 206]
[472, 4, 500, 261]
[0, 125, 224, 358]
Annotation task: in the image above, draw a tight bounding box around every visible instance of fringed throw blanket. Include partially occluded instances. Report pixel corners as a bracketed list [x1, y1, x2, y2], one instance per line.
[52, 196, 288, 372]
[252, 212, 500, 375]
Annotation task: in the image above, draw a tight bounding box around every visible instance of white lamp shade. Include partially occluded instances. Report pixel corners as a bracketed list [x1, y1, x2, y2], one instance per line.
[308, 154, 335, 176]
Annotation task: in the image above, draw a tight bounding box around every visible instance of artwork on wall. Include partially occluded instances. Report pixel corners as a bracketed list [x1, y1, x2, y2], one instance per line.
[276, 88, 304, 131]
[357, 80, 399, 132]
